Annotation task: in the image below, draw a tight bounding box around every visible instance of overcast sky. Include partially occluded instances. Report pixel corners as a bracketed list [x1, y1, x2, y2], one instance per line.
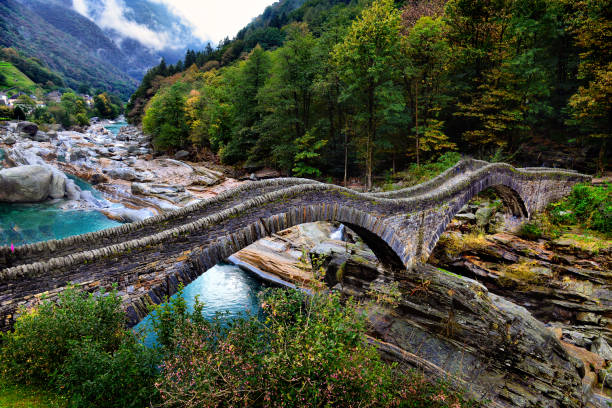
[152, 0, 277, 44]
[72, 0, 277, 50]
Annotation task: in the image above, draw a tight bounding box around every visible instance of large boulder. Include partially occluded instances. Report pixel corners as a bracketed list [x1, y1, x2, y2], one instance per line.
[101, 207, 154, 223]
[16, 121, 38, 136]
[0, 165, 52, 202]
[48, 169, 67, 199]
[174, 150, 190, 160]
[591, 337, 612, 361]
[104, 167, 138, 181]
[3, 136, 16, 145]
[475, 205, 496, 227]
[32, 131, 50, 143]
[65, 179, 80, 201]
[70, 148, 89, 162]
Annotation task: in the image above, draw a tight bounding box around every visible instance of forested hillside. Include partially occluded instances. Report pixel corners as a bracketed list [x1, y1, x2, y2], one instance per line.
[130, 0, 611, 184]
[0, 0, 137, 98]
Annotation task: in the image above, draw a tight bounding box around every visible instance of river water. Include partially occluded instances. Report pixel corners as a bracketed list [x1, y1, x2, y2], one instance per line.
[0, 121, 130, 246]
[1, 121, 270, 341]
[135, 263, 267, 347]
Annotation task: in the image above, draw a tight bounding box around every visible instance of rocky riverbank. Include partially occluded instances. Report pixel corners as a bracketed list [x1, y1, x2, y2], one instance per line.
[0, 120, 244, 226]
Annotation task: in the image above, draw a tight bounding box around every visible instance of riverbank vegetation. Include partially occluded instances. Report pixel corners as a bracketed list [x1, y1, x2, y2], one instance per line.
[518, 183, 611, 241]
[0, 89, 123, 128]
[0, 47, 124, 127]
[130, 0, 611, 184]
[0, 285, 483, 407]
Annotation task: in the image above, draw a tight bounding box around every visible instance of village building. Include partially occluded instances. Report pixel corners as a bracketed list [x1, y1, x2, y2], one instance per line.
[46, 90, 62, 103]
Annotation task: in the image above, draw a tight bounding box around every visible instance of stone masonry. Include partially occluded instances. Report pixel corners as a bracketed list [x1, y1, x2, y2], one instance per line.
[0, 160, 590, 330]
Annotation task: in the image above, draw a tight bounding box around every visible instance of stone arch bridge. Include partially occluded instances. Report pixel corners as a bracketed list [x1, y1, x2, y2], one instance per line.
[0, 160, 590, 330]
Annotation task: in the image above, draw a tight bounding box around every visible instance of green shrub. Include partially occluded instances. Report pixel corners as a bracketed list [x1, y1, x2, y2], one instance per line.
[549, 183, 611, 235]
[518, 222, 543, 240]
[0, 286, 160, 407]
[57, 337, 159, 408]
[75, 113, 90, 126]
[154, 288, 482, 408]
[398, 152, 462, 187]
[0, 286, 125, 385]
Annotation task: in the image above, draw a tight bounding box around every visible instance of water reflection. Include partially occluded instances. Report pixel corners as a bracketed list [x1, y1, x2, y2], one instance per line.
[135, 263, 267, 348]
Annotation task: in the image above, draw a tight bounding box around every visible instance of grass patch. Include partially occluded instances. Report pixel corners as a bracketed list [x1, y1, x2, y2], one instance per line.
[438, 267, 464, 279]
[549, 183, 611, 236]
[0, 62, 37, 93]
[518, 222, 543, 240]
[498, 260, 545, 289]
[0, 380, 67, 408]
[555, 232, 612, 254]
[386, 152, 462, 188]
[438, 231, 489, 257]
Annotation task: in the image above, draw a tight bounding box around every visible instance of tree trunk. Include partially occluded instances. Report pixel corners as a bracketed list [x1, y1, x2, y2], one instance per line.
[344, 128, 348, 187]
[598, 137, 607, 176]
[367, 86, 375, 191]
[415, 81, 420, 167]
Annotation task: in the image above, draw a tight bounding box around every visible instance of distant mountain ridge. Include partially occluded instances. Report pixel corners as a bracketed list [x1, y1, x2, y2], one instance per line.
[0, 0, 317, 99]
[0, 0, 138, 97]
[56, 0, 207, 65]
[0, 0, 213, 98]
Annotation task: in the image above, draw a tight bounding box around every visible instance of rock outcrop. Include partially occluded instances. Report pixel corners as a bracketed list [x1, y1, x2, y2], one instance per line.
[0, 165, 53, 202]
[357, 265, 585, 408]
[234, 223, 588, 407]
[16, 121, 38, 136]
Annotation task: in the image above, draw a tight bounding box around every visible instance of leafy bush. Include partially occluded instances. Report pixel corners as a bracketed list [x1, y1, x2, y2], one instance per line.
[57, 337, 159, 408]
[549, 183, 611, 235]
[518, 222, 543, 240]
[0, 286, 159, 407]
[398, 152, 462, 187]
[0, 286, 125, 385]
[154, 288, 481, 408]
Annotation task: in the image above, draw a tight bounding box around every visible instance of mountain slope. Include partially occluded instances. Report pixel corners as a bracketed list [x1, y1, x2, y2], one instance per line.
[0, 0, 137, 98]
[59, 0, 206, 65]
[23, 0, 159, 79]
[0, 61, 36, 92]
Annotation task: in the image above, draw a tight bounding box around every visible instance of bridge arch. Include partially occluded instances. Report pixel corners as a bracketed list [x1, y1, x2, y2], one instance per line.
[419, 174, 531, 264]
[124, 204, 406, 325]
[190, 203, 406, 273]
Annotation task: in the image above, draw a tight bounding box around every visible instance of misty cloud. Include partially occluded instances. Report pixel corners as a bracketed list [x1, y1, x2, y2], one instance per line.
[147, 0, 275, 44]
[71, 0, 177, 51]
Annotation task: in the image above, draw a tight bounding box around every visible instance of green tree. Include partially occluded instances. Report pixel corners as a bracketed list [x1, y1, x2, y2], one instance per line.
[401, 16, 456, 165]
[447, 0, 564, 154]
[564, 0, 612, 173]
[31, 106, 53, 124]
[333, 0, 403, 190]
[293, 130, 328, 177]
[255, 23, 321, 171]
[15, 94, 36, 113]
[195, 72, 236, 153]
[94, 93, 119, 119]
[221, 45, 271, 164]
[61, 92, 88, 123]
[142, 82, 190, 151]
